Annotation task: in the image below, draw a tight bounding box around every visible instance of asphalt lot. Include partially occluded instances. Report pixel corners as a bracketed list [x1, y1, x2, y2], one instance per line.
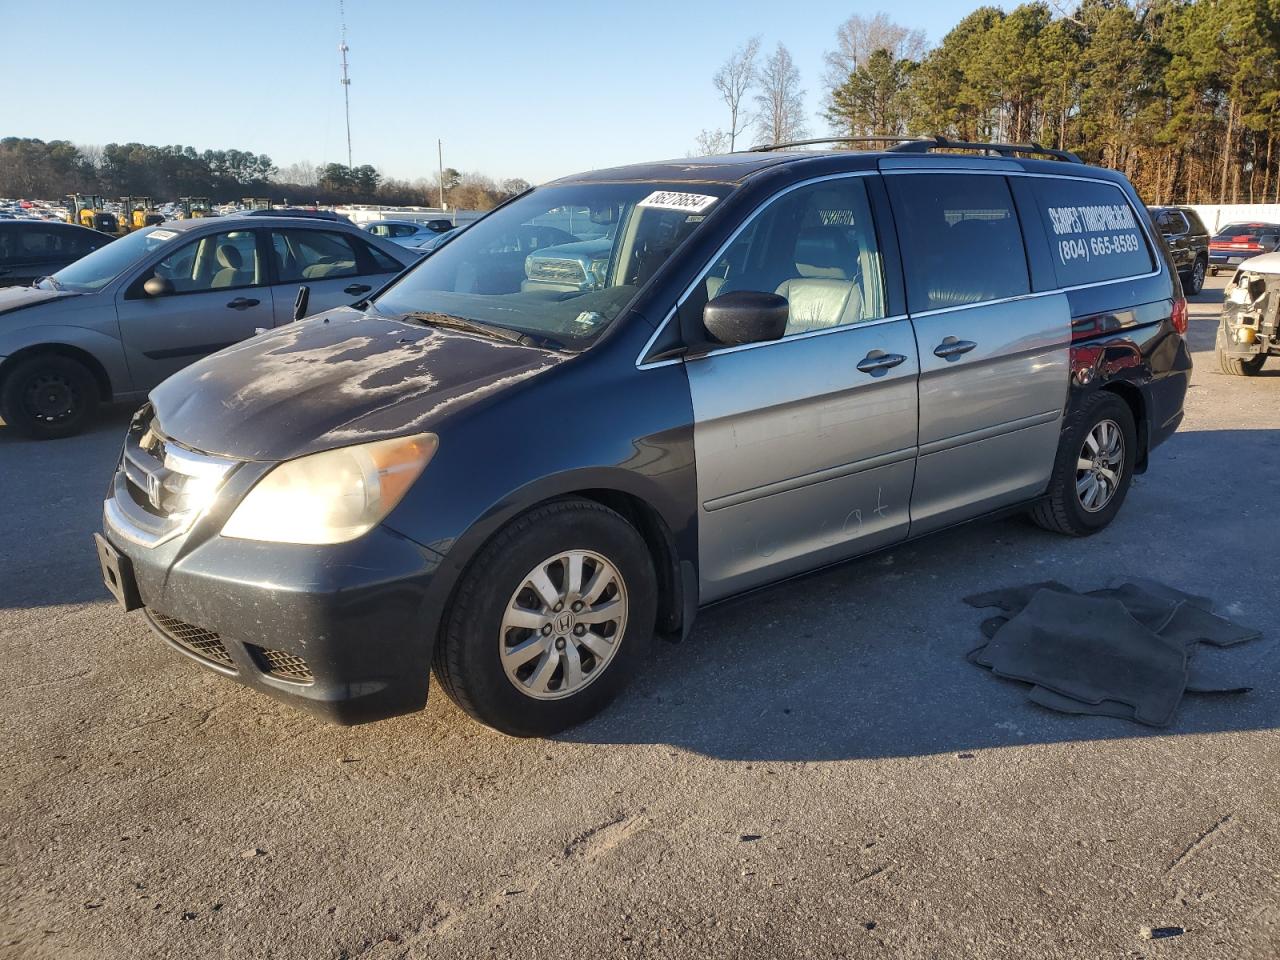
[1, 275, 1278, 959]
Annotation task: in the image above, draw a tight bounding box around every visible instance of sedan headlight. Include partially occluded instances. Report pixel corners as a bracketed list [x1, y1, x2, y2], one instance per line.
[221, 434, 438, 544]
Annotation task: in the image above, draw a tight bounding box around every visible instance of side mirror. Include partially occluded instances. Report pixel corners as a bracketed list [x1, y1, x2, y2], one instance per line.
[143, 276, 174, 297]
[702, 290, 789, 347]
[292, 284, 311, 321]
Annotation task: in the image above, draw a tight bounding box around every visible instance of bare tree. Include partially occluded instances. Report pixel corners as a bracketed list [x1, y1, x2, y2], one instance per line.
[691, 129, 732, 156]
[277, 160, 317, 186]
[754, 43, 808, 147]
[822, 13, 927, 124]
[713, 36, 761, 151]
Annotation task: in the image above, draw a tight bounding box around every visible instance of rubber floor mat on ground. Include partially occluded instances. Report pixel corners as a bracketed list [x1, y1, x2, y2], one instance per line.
[963, 579, 1261, 727]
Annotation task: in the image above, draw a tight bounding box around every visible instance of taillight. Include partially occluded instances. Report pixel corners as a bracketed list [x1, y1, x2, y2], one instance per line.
[1171, 296, 1188, 335]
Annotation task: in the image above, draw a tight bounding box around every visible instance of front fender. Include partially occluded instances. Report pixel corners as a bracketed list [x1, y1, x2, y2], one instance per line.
[0, 323, 131, 395]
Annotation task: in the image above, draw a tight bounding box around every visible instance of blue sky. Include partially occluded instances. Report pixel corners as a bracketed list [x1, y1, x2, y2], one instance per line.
[2, 0, 971, 184]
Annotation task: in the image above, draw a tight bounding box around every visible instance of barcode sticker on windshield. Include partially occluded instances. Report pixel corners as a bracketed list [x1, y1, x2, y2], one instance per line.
[637, 191, 719, 214]
[148, 229, 178, 241]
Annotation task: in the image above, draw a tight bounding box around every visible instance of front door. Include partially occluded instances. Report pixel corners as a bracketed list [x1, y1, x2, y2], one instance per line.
[115, 227, 275, 388]
[883, 172, 1070, 534]
[682, 176, 920, 602]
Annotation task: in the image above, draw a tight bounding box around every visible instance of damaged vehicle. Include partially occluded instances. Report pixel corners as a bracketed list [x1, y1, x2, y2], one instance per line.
[1217, 253, 1280, 375]
[95, 138, 1192, 737]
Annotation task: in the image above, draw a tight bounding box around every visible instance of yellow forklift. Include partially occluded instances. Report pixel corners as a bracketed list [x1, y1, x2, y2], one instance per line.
[177, 197, 212, 219]
[240, 197, 272, 211]
[120, 197, 164, 231]
[65, 194, 119, 233]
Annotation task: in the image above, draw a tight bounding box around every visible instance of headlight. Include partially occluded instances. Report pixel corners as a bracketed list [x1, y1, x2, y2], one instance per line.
[221, 434, 438, 544]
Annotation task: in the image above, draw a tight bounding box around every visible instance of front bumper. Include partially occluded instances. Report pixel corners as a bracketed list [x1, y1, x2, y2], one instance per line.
[101, 454, 445, 724]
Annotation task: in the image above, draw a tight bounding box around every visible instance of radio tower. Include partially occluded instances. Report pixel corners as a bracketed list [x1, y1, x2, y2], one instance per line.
[339, 0, 353, 168]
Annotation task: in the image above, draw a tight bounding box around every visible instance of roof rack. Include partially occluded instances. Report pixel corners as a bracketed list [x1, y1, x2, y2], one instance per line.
[747, 135, 1082, 164]
[747, 136, 914, 152]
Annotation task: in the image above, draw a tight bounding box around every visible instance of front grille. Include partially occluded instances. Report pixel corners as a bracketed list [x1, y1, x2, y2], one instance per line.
[148, 610, 236, 670]
[249, 645, 314, 683]
[526, 257, 586, 284]
[119, 405, 236, 531]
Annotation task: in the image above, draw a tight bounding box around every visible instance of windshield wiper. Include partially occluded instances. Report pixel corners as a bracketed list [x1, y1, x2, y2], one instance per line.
[35, 275, 61, 290]
[399, 311, 565, 350]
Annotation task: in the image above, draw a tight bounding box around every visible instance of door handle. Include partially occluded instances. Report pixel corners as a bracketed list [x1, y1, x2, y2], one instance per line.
[856, 350, 908, 374]
[343, 283, 372, 295]
[933, 337, 977, 360]
[226, 297, 260, 309]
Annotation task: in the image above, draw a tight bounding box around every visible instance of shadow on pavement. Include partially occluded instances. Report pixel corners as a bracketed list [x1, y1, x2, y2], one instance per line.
[563, 426, 1279, 761]
[0, 405, 133, 609]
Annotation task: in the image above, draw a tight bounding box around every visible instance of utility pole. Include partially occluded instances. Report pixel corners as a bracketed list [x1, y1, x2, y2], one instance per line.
[339, 0, 352, 169]
[438, 139, 445, 210]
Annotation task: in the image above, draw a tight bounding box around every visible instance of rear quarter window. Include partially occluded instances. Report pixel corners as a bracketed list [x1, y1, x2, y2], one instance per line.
[1031, 178, 1154, 287]
[886, 173, 1030, 312]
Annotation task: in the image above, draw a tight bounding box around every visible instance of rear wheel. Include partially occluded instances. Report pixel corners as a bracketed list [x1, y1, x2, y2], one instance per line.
[0, 354, 100, 439]
[1030, 391, 1137, 537]
[433, 499, 656, 736]
[1183, 257, 1207, 295]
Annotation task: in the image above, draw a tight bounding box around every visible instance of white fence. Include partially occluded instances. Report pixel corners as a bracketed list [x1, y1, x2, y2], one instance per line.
[1185, 204, 1280, 233]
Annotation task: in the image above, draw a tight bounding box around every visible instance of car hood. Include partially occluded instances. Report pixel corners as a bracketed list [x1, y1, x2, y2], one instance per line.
[0, 285, 80, 315]
[150, 308, 566, 461]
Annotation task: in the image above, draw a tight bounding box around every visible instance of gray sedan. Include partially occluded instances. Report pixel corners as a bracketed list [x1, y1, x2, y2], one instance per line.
[0, 216, 415, 438]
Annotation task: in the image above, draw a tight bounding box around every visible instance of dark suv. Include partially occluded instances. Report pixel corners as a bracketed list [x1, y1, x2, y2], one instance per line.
[1149, 205, 1209, 293]
[95, 139, 1191, 737]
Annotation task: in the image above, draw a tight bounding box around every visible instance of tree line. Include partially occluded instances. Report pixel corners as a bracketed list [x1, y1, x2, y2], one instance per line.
[703, 0, 1280, 205]
[0, 137, 530, 210]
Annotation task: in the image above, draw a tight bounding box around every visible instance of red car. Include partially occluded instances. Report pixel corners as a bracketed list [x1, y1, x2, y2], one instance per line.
[1209, 221, 1280, 275]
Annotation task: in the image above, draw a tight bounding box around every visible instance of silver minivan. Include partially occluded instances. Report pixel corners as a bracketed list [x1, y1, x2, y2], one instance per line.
[0, 216, 414, 437]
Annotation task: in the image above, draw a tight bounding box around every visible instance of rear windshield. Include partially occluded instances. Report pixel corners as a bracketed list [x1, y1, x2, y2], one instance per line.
[1029, 178, 1154, 287]
[1213, 223, 1280, 240]
[371, 182, 732, 348]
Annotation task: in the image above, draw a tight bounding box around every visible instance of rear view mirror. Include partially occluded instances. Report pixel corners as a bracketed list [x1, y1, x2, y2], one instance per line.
[143, 276, 174, 297]
[702, 290, 789, 346]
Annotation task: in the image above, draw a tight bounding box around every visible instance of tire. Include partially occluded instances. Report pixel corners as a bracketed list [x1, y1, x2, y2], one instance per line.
[433, 498, 656, 737]
[1218, 349, 1266, 376]
[1210, 267, 1220, 277]
[0, 353, 100, 439]
[1030, 391, 1137, 537]
[1182, 257, 1207, 295]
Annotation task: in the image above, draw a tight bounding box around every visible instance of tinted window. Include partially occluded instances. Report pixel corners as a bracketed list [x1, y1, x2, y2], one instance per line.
[888, 174, 1029, 312]
[694, 177, 887, 334]
[361, 240, 403, 273]
[1031, 178, 1154, 287]
[272, 229, 360, 282]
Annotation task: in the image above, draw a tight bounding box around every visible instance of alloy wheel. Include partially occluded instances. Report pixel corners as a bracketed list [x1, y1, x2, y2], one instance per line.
[499, 550, 628, 700]
[1075, 418, 1125, 513]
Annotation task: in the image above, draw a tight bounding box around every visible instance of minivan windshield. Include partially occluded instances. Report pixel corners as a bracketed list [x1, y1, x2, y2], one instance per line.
[372, 182, 732, 347]
[43, 225, 184, 293]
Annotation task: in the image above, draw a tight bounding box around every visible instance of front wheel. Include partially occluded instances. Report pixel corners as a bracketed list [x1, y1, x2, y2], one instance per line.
[1219, 349, 1266, 376]
[433, 499, 656, 736]
[1030, 391, 1137, 537]
[0, 354, 100, 439]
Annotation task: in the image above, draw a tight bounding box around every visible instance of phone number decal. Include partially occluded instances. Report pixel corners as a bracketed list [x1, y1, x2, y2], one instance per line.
[1058, 232, 1143, 263]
